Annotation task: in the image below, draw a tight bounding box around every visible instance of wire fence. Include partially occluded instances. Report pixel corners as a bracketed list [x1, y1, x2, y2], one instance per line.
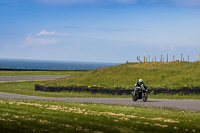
[136, 53, 200, 63]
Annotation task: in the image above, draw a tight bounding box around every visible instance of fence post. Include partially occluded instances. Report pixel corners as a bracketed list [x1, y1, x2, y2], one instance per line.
[144, 56, 145, 63]
[148, 55, 150, 62]
[167, 54, 168, 62]
[155, 56, 156, 62]
[181, 53, 183, 62]
[173, 55, 175, 62]
[188, 55, 189, 62]
[161, 54, 163, 62]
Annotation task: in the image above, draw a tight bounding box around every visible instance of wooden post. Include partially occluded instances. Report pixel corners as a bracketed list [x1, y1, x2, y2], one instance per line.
[173, 55, 175, 62]
[167, 54, 168, 62]
[155, 56, 156, 62]
[188, 55, 189, 62]
[144, 56, 145, 63]
[146, 57, 147, 63]
[181, 53, 183, 62]
[161, 54, 163, 62]
[148, 55, 150, 62]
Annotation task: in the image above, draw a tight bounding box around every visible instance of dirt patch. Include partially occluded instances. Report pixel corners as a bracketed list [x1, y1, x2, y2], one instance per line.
[155, 123, 168, 128]
[149, 117, 163, 121]
[164, 119, 179, 123]
[148, 117, 179, 123]
[39, 119, 49, 124]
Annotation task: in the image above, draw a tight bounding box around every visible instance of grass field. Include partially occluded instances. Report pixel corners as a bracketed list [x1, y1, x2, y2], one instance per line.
[0, 81, 128, 98]
[0, 99, 199, 133]
[0, 70, 85, 76]
[0, 64, 200, 132]
[47, 62, 200, 89]
[1, 62, 200, 100]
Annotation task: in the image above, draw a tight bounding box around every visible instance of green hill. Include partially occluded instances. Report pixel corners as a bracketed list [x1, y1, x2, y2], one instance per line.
[47, 62, 200, 89]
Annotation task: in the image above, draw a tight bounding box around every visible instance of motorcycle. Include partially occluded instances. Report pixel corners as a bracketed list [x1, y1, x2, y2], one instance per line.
[131, 85, 148, 102]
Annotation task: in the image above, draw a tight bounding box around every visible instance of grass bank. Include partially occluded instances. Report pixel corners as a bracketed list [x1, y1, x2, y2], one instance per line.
[1, 81, 200, 100]
[0, 81, 127, 98]
[0, 70, 86, 76]
[0, 99, 199, 133]
[47, 62, 200, 89]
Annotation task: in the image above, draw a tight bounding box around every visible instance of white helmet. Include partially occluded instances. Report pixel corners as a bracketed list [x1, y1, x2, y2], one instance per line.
[139, 79, 143, 83]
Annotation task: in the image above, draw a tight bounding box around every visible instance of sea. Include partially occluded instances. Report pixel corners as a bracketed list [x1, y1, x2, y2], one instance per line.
[0, 58, 119, 70]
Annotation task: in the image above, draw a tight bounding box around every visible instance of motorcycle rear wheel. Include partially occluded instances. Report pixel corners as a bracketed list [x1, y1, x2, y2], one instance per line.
[142, 92, 148, 102]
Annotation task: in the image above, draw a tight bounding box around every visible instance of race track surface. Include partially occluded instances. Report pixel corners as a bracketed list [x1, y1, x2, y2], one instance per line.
[0, 92, 200, 111]
[0, 75, 68, 82]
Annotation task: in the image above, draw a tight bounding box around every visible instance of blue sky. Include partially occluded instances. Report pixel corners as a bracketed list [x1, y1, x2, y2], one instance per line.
[0, 0, 200, 63]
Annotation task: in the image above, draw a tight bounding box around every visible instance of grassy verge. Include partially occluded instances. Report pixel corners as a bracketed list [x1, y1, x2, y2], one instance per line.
[0, 81, 129, 98]
[1, 81, 200, 100]
[47, 62, 200, 88]
[0, 70, 86, 76]
[0, 99, 199, 133]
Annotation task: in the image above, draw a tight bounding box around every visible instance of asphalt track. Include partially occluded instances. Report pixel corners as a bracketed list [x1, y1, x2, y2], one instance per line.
[0, 75, 68, 82]
[0, 75, 199, 111]
[0, 92, 200, 111]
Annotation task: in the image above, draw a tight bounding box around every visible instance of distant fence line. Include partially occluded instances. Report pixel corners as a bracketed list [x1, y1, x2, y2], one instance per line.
[137, 53, 200, 63]
[35, 85, 200, 95]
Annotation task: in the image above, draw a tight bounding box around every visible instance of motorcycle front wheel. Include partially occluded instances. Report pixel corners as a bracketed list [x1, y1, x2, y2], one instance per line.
[132, 91, 137, 101]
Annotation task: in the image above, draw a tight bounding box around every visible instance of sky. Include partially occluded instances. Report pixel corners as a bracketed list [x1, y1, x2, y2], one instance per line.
[0, 0, 200, 63]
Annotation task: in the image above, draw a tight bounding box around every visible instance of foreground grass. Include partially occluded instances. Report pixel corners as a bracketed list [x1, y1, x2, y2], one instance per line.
[1, 81, 200, 100]
[47, 62, 200, 89]
[0, 99, 199, 133]
[0, 70, 85, 76]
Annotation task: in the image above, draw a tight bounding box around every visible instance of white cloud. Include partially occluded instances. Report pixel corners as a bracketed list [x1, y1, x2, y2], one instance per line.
[36, 30, 67, 36]
[23, 30, 67, 46]
[36, 30, 56, 36]
[23, 34, 58, 47]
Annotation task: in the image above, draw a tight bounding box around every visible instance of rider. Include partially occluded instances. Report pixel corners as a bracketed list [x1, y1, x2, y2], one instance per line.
[134, 79, 148, 91]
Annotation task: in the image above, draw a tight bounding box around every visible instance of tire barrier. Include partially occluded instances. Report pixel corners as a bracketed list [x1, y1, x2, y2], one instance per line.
[35, 84, 133, 95]
[35, 84, 200, 95]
